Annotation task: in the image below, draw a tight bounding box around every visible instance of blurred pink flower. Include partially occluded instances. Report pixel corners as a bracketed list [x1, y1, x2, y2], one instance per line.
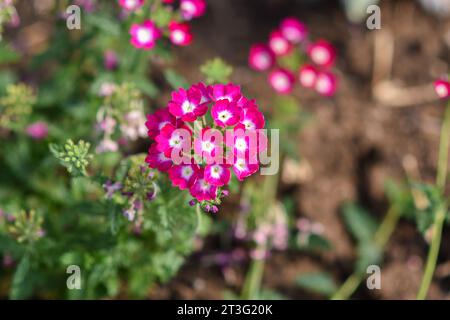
[26, 121, 48, 140]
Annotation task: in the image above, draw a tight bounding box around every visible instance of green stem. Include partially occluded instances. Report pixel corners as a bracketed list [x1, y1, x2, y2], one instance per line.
[416, 102, 450, 300]
[240, 173, 279, 300]
[331, 206, 401, 300]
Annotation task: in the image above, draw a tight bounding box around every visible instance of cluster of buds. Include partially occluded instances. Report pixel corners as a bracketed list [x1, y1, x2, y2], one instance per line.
[0, 0, 20, 41]
[95, 82, 147, 153]
[145, 82, 267, 212]
[120, 0, 207, 49]
[7, 210, 45, 244]
[103, 154, 158, 230]
[434, 78, 450, 99]
[49, 139, 93, 177]
[0, 83, 36, 130]
[248, 17, 338, 96]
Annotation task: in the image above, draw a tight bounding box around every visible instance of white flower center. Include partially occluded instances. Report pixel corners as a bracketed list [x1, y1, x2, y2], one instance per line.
[300, 70, 315, 86]
[181, 166, 193, 179]
[273, 74, 289, 90]
[125, 0, 137, 8]
[218, 111, 231, 122]
[169, 134, 182, 147]
[137, 28, 152, 43]
[182, 100, 194, 113]
[202, 141, 214, 152]
[235, 138, 247, 152]
[256, 53, 270, 68]
[235, 159, 247, 171]
[181, 1, 196, 16]
[312, 48, 329, 65]
[271, 38, 287, 54]
[210, 165, 222, 179]
[172, 30, 185, 44]
[436, 84, 448, 97]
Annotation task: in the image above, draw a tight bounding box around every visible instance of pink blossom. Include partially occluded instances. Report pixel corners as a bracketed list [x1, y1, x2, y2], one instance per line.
[434, 79, 450, 99]
[168, 86, 209, 121]
[26, 121, 48, 140]
[96, 138, 119, 153]
[180, 0, 207, 20]
[268, 69, 295, 94]
[145, 107, 176, 139]
[280, 17, 307, 44]
[129, 20, 161, 50]
[233, 157, 259, 181]
[155, 124, 191, 158]
[237, 106, 265, 130]
[248, 44, 275, 71]
[308, 40, 336, 68]
[169, 21, 193, 46]
[211, 83, 242, 103]
[145, 144, 173, 172]
[189, 169, 218, 201]
[315, 71, 337, 97]
[204, 164, 231, 186]
[119, 0, 144, 11]
[211, 100, 241, 127]
[268, 30, 292, 56]
[169, 164, 200, 190]
[299, 64, 318, 88]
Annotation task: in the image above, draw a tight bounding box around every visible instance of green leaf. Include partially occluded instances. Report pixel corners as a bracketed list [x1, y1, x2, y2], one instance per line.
[200, 58, 233, 84]
[296, 272, 337, 297]
[341, 202, 378, 243]
[0, 43, 20, 65]
[10, 254, 32, 300]
[164, 69, 189, 89]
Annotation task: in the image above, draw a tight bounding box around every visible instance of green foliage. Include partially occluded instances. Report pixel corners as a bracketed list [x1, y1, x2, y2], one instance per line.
[296, 272, 338, 297]
[200, 58, 233, 84]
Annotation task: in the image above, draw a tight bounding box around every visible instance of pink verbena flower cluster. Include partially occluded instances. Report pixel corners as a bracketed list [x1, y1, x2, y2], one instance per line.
[145, 83, 267, 212]
[248, 17, 338, 96]
[121, 0, 207, 49]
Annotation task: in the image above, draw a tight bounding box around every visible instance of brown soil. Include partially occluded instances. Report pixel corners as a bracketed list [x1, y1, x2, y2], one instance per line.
[150, 0, 450, 299]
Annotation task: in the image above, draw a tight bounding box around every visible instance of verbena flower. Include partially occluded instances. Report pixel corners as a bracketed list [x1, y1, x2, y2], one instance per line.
[434, 79, 450, 99]
[146, 82, 267, 211]
[268, 69, 295, 94]
[248, 44, 275, 71]
[119, 0, 144, 11]
[315, 71, 337, 97]
[130, 20, 161, 50]
[308, 39, 336, 68]
[299, 64, 318, 88]
[180, 0, 207, 20]
[169, 21, 193, 46]
[268, 30, 292, 56]
[280, 17, 307, 44]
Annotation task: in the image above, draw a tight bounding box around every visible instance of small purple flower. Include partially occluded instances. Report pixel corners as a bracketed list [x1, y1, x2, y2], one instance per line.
[189, 199, 197, 206]
[26, 121, 48, 140]
[211, 205, 219, 214]
[103, 181, 122, 199]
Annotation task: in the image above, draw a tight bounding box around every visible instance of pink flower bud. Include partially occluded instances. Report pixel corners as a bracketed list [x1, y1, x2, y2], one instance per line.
[268, 30, 292, 56]
[308, 40, 336, 68]
[129, 20, 161, 50]
[299, 64, 318, 88]
[268, 69, 295, 94]
[169, 21, 193, 46]
[26, 121, 48, 140]
[248, 43, 275, 71]
[434, 79, 450, 99]
[315, 71, 337, 97]
[280, 17, 307, 44]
